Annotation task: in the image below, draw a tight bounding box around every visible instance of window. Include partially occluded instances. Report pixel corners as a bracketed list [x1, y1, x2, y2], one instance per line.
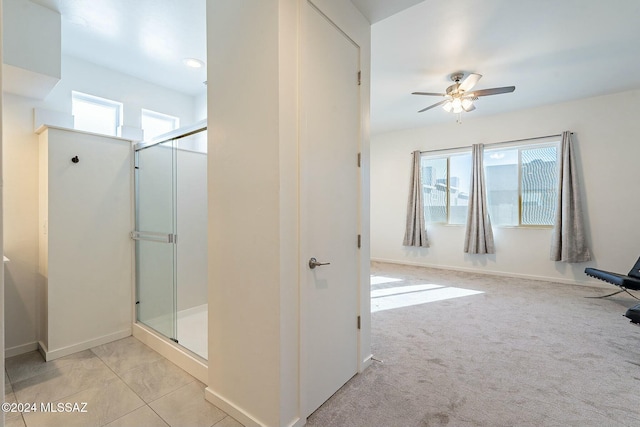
[485, 144, 559, 226]
[422, 140, 559, 227]
[422, 157, 447, 223]
[421, 153, 470, 224]
[72, 91, 123, 136]
[142, 109, 180, 140]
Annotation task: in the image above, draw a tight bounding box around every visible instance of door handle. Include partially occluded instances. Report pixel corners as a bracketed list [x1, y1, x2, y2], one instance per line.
[309, 257, 330, 269]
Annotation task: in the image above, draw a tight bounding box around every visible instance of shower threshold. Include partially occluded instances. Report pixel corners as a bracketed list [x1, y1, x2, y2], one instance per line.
[142, 304, 208, 360]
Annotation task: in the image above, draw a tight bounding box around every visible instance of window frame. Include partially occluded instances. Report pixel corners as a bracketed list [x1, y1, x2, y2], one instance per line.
[484, 141, 560, 228]
[421, 139, 560, 228]
[421, 150, 471, 226]
[71, 91, 123, 137]
[141, 108, 180, 140]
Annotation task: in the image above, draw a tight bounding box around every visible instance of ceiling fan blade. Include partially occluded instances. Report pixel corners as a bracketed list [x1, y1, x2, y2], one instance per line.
[458, 73, 482, 92]
[412, 91, 447, 96]
[471, 86, 516, 97]
[418, 100, 447, 113]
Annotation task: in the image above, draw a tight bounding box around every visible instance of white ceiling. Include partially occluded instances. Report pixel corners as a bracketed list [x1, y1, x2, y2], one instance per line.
[29, 0, 207, 96]
[26, 0, 640, 135]
[371, 0, 640, 134]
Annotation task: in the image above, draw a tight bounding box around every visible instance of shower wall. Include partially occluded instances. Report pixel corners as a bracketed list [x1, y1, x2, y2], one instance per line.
[176, 143, 207, 311]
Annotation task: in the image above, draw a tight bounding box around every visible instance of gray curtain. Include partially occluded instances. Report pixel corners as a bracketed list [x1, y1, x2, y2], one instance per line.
[550, 132, 591, 262]
[464, 144, 495, 254]
[403, 150, 429, 247]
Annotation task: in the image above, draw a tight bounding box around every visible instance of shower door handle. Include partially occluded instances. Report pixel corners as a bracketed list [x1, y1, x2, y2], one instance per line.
[131, 231, 177, 243]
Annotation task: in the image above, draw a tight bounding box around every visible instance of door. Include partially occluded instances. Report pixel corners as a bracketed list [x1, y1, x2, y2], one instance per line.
[134, 140, 177, 341]
[300, 1, 361, 416]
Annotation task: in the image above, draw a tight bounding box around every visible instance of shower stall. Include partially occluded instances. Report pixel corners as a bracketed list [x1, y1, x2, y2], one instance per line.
[132, 121, 208, 361]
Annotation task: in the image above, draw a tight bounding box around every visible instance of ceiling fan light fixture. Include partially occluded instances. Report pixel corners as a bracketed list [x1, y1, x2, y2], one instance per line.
[451, 98, 463, 113]
[413, 72, 515, 121]
[461, 98, 474, 111]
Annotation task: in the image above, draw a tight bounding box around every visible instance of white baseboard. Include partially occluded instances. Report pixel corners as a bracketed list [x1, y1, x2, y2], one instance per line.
[204, 387, 263, 427]
[5, 341, 39, 358]
[361, 353, 373, 372]
[132, 323, 207, 383]
[370, 257, 611, 289]
[41, 329, 132, 361]
[288, 416, 305, 427]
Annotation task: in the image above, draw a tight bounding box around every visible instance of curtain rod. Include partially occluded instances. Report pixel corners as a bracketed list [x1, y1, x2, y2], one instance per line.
[416, 132, 572, 155]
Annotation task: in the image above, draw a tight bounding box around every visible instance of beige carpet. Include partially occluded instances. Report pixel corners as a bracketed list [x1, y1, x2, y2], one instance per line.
[307, 262, 640, 427]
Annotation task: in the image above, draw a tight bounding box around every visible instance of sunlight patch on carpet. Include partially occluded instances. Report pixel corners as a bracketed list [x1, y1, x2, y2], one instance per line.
[371, 284, 444, 297]
[370, 275, 403, 285]
[371, 284, 484, 312]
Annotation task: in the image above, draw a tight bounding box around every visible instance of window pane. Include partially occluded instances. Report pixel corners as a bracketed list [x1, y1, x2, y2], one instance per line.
[521, 146, 558, 225]
[73, 97, 119, 136]
[142, 109, 180, 140]
[485, 149, 519, 226]
[72, 92, 122, 136]
[421, 157, 447, 223]
[449, 154, 471, 225]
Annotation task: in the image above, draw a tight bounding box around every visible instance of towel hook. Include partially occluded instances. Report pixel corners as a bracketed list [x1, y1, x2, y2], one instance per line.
[71, 156, 79, 163]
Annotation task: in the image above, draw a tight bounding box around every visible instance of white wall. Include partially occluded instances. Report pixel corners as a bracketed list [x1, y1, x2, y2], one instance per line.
[2, 0, 61, 99]
[49, 55, 197, 133]
[4, 93, 42, 356]
[207, 1, 286, 425]
[39, 127, 132, 359]
[371, 90, 640, 285]
[206, 1, 370, 426]
[3, 0, 60, 78]
[194, 91, 207, 122]
[2, 54, 199, 356]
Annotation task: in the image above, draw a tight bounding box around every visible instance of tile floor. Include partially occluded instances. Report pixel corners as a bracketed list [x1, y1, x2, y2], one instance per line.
[3, 337, 243, 427]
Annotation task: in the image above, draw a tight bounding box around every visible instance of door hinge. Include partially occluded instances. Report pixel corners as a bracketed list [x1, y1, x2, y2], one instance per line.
[357, 152, 361, 167]
[357, 315, 361, 330]
[357, 70, 361, 86]
[357, 234, 361, 248]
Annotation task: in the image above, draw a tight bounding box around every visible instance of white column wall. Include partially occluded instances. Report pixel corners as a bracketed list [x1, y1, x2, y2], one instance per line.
[206, 1, 286, 425]
[206, 1, 370, 426]
[371, 90, 640, 285]
[39, 127, 132, 359]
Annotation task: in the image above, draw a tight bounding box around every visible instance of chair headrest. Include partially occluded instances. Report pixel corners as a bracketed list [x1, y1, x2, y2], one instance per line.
[629, 257, 640, 279]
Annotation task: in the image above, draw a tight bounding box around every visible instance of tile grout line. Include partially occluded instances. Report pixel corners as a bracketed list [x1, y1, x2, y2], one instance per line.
[89, 347, 150, 426]
[89, 344, 198, 427]
[10, 355, 116, 420]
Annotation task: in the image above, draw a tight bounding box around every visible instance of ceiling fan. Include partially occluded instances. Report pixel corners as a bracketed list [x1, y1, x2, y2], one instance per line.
[412, 72, 515, 122]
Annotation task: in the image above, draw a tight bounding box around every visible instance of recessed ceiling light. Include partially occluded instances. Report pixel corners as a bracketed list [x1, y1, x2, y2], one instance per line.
[183, 58, 205, 69]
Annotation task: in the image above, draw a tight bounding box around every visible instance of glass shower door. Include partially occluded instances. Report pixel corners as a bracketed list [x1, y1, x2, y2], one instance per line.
[134, 140, 178, 341]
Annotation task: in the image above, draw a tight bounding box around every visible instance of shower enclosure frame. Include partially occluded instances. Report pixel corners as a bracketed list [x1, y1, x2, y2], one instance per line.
[131, 119, 208, 382]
